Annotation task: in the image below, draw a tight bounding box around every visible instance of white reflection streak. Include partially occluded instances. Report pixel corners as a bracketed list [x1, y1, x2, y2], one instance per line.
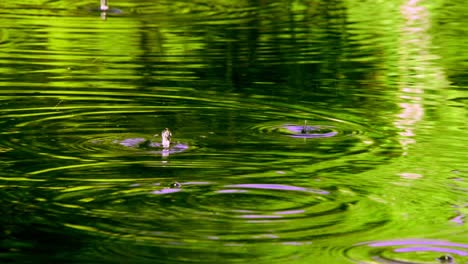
[100, 0, 109, 20]
[395, 0, 428, 156]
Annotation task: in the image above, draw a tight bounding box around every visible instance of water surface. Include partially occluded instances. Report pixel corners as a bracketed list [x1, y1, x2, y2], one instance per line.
[0, 0, 467, 263]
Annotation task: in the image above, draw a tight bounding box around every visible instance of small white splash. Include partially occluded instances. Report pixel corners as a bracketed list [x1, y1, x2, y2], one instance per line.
[161, 128, 172, 148]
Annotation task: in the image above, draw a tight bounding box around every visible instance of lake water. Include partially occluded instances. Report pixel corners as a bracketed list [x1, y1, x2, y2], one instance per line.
[1, 0, 467, 263]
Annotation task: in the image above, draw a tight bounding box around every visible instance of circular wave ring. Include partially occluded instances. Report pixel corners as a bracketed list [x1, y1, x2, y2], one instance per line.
[75, 135, 190, 156]
[345, 239, 468, 264]
[251, 120, 370, 141]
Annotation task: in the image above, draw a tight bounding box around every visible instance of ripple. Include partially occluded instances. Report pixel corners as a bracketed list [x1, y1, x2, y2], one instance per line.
[247, 119, 380, 162]
[0, 104, 211, 161]
[0, 28, 11, 47]
[61, 180, 386, 240]
[345, 239, 468, 264]
[251, 119, 369, 140]
[78, 134, 191, 156]
[27, 174, 391, 263]
[190, 183, 330, 222]
[0, 0, 465, 263]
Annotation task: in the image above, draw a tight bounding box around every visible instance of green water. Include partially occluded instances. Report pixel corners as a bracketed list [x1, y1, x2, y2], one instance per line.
[0, 0, 467, 263]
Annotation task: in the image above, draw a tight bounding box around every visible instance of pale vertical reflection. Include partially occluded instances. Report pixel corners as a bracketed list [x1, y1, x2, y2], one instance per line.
[100, 0, 109, 20]
[395, 0, 448, 159]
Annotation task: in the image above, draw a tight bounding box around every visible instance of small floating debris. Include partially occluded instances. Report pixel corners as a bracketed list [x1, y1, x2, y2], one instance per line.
[437, 255, 454, 263]
[300, 120, 311, 134]
[282, 123, 338, 139]
[150, 182, 182, 195]
[170, 182, 181, 188]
